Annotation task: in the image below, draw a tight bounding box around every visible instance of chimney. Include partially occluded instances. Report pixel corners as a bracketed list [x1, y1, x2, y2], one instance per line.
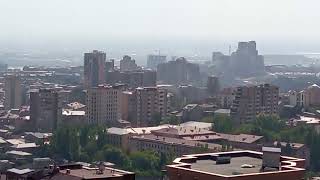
[66, 169, 70, 174]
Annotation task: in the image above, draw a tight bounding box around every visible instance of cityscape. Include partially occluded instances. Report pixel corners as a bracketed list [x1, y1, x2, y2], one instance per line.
[1, 0, 320, 180]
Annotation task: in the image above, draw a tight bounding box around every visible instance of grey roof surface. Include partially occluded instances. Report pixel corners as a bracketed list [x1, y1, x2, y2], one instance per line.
[190, 156, 263, 176]
[262, 147, 281, 153]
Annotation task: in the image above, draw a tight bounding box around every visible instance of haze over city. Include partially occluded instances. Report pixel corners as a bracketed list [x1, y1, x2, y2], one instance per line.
[1, 0, 320, 56]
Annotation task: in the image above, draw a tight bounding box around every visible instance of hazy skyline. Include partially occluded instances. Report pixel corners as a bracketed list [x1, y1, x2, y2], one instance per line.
[1, 0, 320, 54]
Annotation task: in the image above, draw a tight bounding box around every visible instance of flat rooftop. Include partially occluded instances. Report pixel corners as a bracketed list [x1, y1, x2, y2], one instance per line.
[57, 166, 134, 179]
[191, 156, 262, 176]
[167, 151, 306, 178]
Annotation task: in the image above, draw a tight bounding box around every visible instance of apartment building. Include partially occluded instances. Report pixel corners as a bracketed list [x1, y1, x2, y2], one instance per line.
[136, 87, 167, 126]
[4, 75, 22, 110]
[86, 84, 125, 126]
[84, 50, 106, 88]
[30, 89, 62, 132]
[289, 84, 320, 108]
[231, 84, 279, 124]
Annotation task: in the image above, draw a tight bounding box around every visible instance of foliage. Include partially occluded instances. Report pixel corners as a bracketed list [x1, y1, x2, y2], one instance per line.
[129, 151, 161, 176]
[161, 115, 181, 125]
[208, 114, 233, 133]
[230, 115, 320, 171]
[37, 125, 171, 177]
[305, 128, 320, 171]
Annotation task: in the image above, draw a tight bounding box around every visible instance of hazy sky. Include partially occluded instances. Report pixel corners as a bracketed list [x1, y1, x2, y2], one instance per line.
[1, 0, 320, 54]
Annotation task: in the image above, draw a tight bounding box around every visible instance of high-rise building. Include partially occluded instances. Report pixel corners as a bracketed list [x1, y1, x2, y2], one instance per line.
[207, 76, 220, 96]
[231, 84, 279, 124]
[86, 84, 124, 126]
[157, 57, 200, 85]
[136, 87, 167, 126]
[30, 89, 61, 132]
[230, 41, 265, 77]
[105, 59, 115, 72]
[120, 55, 139, 72]
[4, 75, 22, 110]
[147, 54, 167, 70]
[211, 41, 265, 79]
[84, 50, 106, 88]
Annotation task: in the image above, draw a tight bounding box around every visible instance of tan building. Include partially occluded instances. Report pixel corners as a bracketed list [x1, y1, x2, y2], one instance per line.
[231, 84, 279, 124]
[289, 84, 320, 108]
[86, 84, 125, 126]
[106, 127, 137, 151]
[218, 87, 235, 108]
[4, 75, 22, 110]
[136, 87, 167, 126]
[129, 134, 221, 157]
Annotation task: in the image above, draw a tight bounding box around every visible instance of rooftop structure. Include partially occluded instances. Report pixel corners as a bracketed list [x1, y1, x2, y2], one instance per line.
[51, 164, 135, 180]
[178, 121, 213, 130]
[62, 110, 85, 116]
[167, 150, 305, 180]
[151, 126, 215, 138]
[6, 139, 25, 145]
[66, 102, 86, 110]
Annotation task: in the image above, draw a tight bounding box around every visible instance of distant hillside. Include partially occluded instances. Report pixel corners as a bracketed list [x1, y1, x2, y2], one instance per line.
[263, 54, 315, 66]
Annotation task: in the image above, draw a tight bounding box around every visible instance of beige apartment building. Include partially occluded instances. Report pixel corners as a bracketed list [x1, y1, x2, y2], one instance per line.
[136, 87, 167, 126]
[289, 84, 320, 108]
[231, 84, 279, 124]
[86, 84, 125, 126]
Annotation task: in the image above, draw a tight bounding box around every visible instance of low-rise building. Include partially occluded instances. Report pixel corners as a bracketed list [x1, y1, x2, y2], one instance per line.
[182, 104, 203, 122]
[106, 127, 137, 151]
[51, 164, 135, 180]
[24, 132, 52, 144]
[129, 134, 221, 156]
[61, 109, 85, 126]
[166, 150, 305, 180]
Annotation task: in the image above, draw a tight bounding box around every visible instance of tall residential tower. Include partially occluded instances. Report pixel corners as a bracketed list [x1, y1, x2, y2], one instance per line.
[84, 50, 106, 88]
[4, 75, 22, 110]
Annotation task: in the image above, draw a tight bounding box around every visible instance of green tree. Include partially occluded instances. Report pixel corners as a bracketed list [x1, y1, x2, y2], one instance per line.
[103, 145, 130, 168]
[212, 114, 233, 133]
[129, 151, 161, 176]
